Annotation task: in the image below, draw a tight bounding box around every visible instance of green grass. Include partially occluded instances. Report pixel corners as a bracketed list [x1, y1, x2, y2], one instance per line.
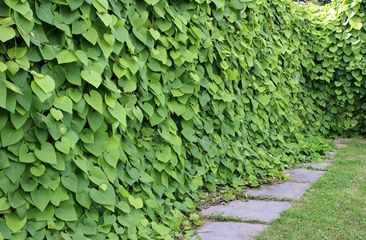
[256, 138, 366, 240]
[205, 213, 266, 225]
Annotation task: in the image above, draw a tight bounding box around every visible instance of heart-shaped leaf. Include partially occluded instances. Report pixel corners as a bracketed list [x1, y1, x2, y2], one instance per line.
[90, 183, 116, 206]
[128, 195, 143, 209]
[81, 70, 102, 88]
[5, 213, 26, 233]
[30, 188, 50, 211]
[149, 28, 160, 40]
[35, 142, 57, 164]
[84, 90, 103, 113]
[0, 125, 23, 147]
[55, 200, 78, 221]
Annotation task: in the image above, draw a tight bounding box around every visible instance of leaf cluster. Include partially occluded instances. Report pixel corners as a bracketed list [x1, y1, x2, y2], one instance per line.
[0, 0, 338, 239]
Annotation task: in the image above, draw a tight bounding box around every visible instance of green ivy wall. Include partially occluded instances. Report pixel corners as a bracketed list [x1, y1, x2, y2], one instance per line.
[304, 0, 366, 134]
[0, 0, 362, 239]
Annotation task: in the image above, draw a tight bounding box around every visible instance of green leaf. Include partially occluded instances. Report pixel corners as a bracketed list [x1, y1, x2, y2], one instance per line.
[117, 200, 130, 213]
[141, 102, 154, 117]
[5, 91, 16, 113]
[181, 125, 197, 142]
[133, 106, 144, 123]
[190, 175, 203, 191]
[0, 151, 10, 170]
[156, 145, 171, 163]
[5, 213, 26, 233]
[84, 90, 103, 114]
[88, 166, 108, 185]
[0, 81, 6, 109]
[5, 61, 19, 75]
[82, 27, 99, 45]
[81, 69, 102, 88]
[0, 62, 7, 72]
[32, 73, 55, 93]
[108, 103, 126, 128]
[211, 0, 225, 8]
[30, 188, 50, 211]
[151, 222, 170, 236]
[113, 27, 129, 43]
[144, 0, 160, 6]
[0, 125, 23, 147]
[31, 82, 52, 102]
[66, 0, 84, 10]
[14, 12, 34, 44]
[119, 55, 140, 75]
[61, 172, 78, 193]
[73, 155, 90, 174]
[149, 28, 160, 40]
[78, 218, 97, 235]
[0, 27, 16, 42]
[98, 12, 113, 26]
[55, 139, 70, 154]
[349, 17, 363, 30]
[54, 96, 73, 113]
[256, 94, 270, 106]
[40, 45, 56, 60]
[65, 65, 82, 86]
[35, 2, 53, 24]
[30, 164, 46, 177]
[50, 108, 64, 121]
[132, 28, 154, 48]
[0, 114, 8, 131]
[169, 101, 186, 115]
[34, 142, 57, 164]
[55, 201, 78, 221]
[128, 195, 143, 209]
[140, 171, 153, 183]
[3, 80, 23, 94]
[127, 167, 140, 180]
[75, 50, 88, 65]
[19, 145, 36, 163]
[90, 183, 116, 206]
[0, 198, 10, 211]
[76, 191, 92, 209]
[87, 111, 104, 132]
[91, 0, 109, 12]
[120, 76, 137, 92]
[5, 162, 25, 183]
[56, 50, 78, 64]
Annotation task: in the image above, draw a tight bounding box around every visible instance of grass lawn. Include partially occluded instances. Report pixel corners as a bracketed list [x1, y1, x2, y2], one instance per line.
[256, 138, 366, 240]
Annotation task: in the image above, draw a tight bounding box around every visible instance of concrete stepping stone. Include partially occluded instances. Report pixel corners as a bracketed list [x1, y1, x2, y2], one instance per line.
[327, 151, 337, 160]
[335, 143, 347, 148]
[246, 182, 310, 201]
[286, 169, 325, 183]
[200, 200, 291, 223]
[309, 161, 330, 170]
[333, 139, 349, 148]
[195, 221, 267, 240]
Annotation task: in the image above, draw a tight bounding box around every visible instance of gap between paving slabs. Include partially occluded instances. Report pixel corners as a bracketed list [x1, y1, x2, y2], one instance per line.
[194, 140, 346, 240]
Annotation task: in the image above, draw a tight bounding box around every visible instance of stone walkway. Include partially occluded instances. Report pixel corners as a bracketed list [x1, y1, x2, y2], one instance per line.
[194, 140, 348, 240]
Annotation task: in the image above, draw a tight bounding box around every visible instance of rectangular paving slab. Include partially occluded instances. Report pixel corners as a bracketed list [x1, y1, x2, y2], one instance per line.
[335, 143, 347, 148]
[333, 138, 350, 149]
[246, 182, 310, 201]
[195, 221, 268, 240]
[309, 161, 330, 170]
[327, 151, 337, 160]
[286, 169, 325, 183]
[200, 200, 291, 223]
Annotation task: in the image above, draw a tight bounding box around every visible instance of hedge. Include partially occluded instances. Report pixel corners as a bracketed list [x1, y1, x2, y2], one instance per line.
[304, 0, 366, 135]
[0, 0, 361, 239]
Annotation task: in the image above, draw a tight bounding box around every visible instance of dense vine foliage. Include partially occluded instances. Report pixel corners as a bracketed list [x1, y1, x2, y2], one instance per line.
[0, 0, 362, 239]
[304, 0, 366, 135]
